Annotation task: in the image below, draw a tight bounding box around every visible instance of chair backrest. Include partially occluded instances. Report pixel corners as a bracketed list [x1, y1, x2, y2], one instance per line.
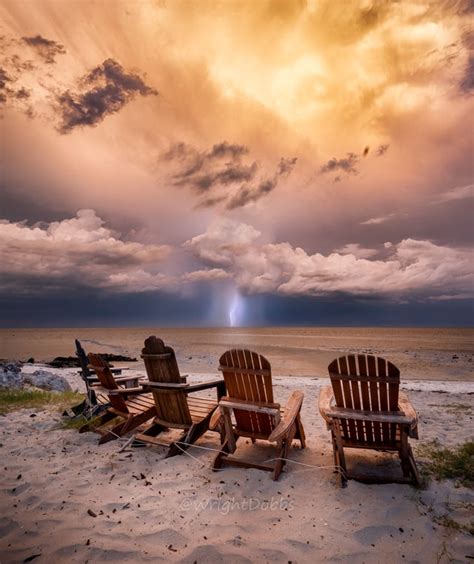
[141, 336, 192, 426]
[76, 339, 92, 384]
[328, 354, 400, 444]
[88, 353, 129, 413]
[219, 349, 275, 437]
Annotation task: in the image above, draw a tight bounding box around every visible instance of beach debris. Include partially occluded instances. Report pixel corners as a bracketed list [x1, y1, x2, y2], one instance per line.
[87, 509, 97, 518]
[23, 555, 41, 562]
[47, 353, 137, 368]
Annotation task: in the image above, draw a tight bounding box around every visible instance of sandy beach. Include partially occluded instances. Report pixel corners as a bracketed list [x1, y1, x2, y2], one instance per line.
[1, 363, 473, 563]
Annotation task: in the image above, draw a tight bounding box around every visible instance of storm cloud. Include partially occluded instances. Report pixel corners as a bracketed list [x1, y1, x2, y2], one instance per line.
[57, 59, 157, 133]
[22, 34, 66, 64]
[320, 152, 359, 175]
[186, 218, 474, 300]
[0, 210, 171, 294]
[162, 142, 296, 209]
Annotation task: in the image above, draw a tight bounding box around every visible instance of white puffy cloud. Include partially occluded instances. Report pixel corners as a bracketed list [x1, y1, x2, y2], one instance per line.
[0, 209, 172, 293]
[186, 219, 474, 299]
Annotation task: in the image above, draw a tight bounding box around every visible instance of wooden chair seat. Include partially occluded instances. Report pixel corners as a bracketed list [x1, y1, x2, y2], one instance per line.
[120, 393, 155, 414]
[188, 397, 219, 423]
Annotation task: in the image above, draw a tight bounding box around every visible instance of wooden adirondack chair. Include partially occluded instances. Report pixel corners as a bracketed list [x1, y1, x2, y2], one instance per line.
[319, 354, 420, 487]
[79, 353, 156, 444]
[133, 336, 226, 457]
[65, 339, 134, 418]
[211, 349, 306, 481]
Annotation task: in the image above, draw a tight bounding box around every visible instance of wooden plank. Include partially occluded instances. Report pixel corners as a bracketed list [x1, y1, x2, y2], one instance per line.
[329, 373, 399, 383]
[218, 365, 271, 377]
[376, 356, 390, 442]
[326, 407, 412, 425]
[219, 399, 280, 416]
[221, 456, 274, 472]
[357, 355, 373, 443]
[351, 356, 364, 446]
[330, 357, 347, 437]
[340, 356, 356, 439]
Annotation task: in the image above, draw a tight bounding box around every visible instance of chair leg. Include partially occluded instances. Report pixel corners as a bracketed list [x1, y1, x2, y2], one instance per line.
[399, 431, 412, 478]
[167, 416, 211, 458]
[408, 444, 421, 486]
[212, 438, 237, 471]
[333, 425, 348, 487]
[99, 406, 156, 445]
[79, 410, 115, 433]
[272, 438, 289, 481]
[167, 429, 190, 458]
[295, 413, 306, 448]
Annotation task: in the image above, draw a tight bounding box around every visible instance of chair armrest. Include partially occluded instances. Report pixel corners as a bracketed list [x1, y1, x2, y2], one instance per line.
[141, 382, 189, 390]
[209, 409, 222, 430]
[398, 391, 419, 438]
[322, 405, 415, 426]
[268, 390, 304, 443]
[318, 385, 334, 424]
[219, 396, 281, 414]
[109, 387, 145, 396]
[114, 375, 145, 388]
[186, 379, 226, 397]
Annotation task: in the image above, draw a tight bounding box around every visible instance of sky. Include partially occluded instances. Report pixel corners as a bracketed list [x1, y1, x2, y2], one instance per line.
[0, 0, 473, 328]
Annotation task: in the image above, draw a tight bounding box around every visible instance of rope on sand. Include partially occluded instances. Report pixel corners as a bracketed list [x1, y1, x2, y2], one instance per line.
[126, 437, 347, 477]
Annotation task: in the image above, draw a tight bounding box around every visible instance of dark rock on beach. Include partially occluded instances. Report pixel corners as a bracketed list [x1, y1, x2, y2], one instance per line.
[0, 361, 71, 391]
[47, 356, 80, 368]
[98, 353, 137, 363]
[46, 353, 137, 368]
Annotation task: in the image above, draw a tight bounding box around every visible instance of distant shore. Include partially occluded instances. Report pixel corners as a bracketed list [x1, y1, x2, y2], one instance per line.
[1, 327, 472, 382]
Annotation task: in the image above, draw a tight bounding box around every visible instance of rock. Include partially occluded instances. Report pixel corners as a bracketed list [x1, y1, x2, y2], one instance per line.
[98, 353, 137, 363]
[46, 353, 137, 368]
[0, 361, 23, 389]
[26, 358, 35, 364]
[46, 356, 80, 368]
[22, 370, 72, 392]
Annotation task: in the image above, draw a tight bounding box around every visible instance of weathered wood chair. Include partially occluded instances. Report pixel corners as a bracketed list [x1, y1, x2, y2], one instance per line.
[65, 339, 134, 418]
[319, 354, 420, 487]
[133, 336, 226, 457]
[79, 353, 155, 444]
[211, 349, 306, 481]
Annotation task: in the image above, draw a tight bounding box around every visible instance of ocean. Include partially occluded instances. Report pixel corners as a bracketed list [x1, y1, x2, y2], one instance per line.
[0, 327, 472, 381]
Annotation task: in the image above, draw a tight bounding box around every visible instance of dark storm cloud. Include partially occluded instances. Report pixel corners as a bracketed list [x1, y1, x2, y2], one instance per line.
[57, 59, 157, 133]
[162, 142, 297, 209]
[226, 157, 297, 210]
[22, 34, 66, 64]
[376, 144, 389, 156]
[320, 152, 359, 174]
[164, 141, 255, 193]
[460, 55, 474, 91]
[0, 65, 31, 106]
[320, 145, 389, 179]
